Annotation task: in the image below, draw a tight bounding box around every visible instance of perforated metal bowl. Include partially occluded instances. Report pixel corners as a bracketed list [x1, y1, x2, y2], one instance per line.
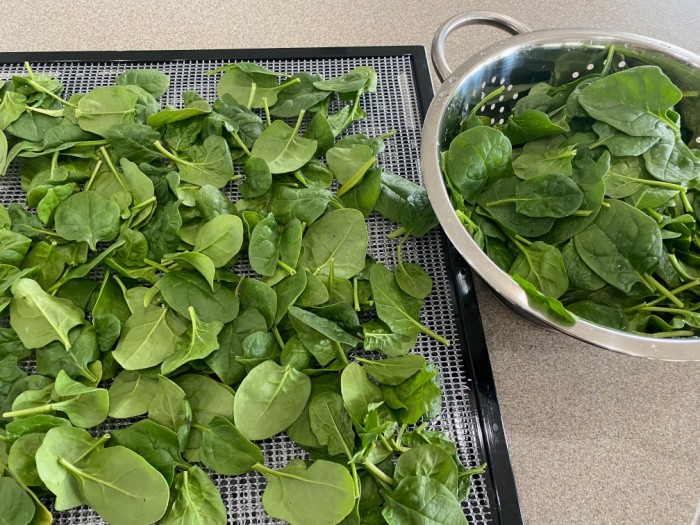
[421, 12, 700, 361]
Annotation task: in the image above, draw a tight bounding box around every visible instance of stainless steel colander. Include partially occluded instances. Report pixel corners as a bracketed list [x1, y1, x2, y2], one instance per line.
[421, 12, 700, 361]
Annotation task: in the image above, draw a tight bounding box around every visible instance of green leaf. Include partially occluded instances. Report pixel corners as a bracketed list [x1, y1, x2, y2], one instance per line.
[116, 69, 170, 99]
[54, 191, 121, 250]
[159, 271, 239, 323]
[578, 66, 682, 137]
[240, 157, 272, 198]
[381, 476, 467, 525]
[108, 369, 160, 418]
[112, 308, 184, 370]
[148, 376, 192, 451]
[446, 126, 512, 204]
[174, 374, 235, 463]
[162, 467, 227, 525]
[60, 446, 170, 525]
[250, 119, 317, 174]
[8, 432, 45, 487]
[512, 275, 575, 325]
[195, 415, 263, 475]
[249, 212, 281, 277]
[357, 355, 425, 386]
[35, 426, 95, 510]
[0, 229, 32, 266]
[573, 199, 662, 293]
[75, 86, 138, 136]
[362, 320, 417, 357]
[10, 278, 84, 350]
[234, 360, 311, 441]
[157, 136, 234, 188]
[0, 477, 35, 525]
[258, 459, 356, 525]
[161, 307, 223, 375]
[309, 391, 355, 458]
[300, 208, 368, 279]
[509, 241, 569, 299]
[340, 362, 381, 423]
[394, 444, 459, 496]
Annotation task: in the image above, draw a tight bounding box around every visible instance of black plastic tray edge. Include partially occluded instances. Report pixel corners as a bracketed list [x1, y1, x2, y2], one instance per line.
[0, 45, 523, 525]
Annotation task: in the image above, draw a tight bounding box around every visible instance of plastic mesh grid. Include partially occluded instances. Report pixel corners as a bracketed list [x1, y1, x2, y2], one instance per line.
[0, 54, 493, 524]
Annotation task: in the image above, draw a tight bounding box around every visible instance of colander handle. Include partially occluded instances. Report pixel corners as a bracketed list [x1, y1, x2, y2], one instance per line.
[432, 12, 531, 81]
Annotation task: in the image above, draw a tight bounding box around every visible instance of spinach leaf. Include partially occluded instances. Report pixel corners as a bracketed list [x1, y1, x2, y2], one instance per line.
[574, 199, 662, 292]
[162, 466, 227, 525]
[10, 278, 84, 350]
[579, 66, 682, 137]
[394, 444, 459, 496]
[250, 119, 317, 174]
[108, 369, 160, 418]
[502, 109, 569, 145]
[112, 307, 184, 370]
[300, 208, 368, 279]
[195, 415, 263, 475]
[0, 476, 36, 525]
[159, 271, 239, 323]
[374, 171, 438, 237]
[116, 69, 170, 99]
[60, 446, 171, 525]
[512, 275, 575, 325]
[161, 307, 223, 375]
[509, 241, 569, 299]
[249, 213, 281, 277]
[240, 157, 272, 198]
[446, 126, 511, 204]
[257, 459, 356, 525]
[381, 476, 467, 525]
[75, 86, 138, 136]
[356, 354, 425, 386]
[155, 136, 234, 188]
[340, 362, 381, 423]
[370, 264, 448, 345]
[174, 374, 236, 463]
[362, 320, 418, 357]
[53, 191, 121, 250]
[35, 426, 95, 510]
[309, 391, 355, 458]
[234, 360, 311, 441]
[148, 375, 192, 451]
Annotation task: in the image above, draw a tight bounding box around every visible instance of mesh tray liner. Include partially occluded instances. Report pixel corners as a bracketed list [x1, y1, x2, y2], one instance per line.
[0, 54, 494, 524]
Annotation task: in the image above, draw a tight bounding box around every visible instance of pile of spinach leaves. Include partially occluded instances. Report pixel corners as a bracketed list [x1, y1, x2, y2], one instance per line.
[0, 61, 477, 525]
[444, 51, 700, 337]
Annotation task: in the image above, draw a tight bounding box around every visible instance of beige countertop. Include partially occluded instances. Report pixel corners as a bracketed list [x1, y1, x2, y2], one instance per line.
[2, 1, 699, 523]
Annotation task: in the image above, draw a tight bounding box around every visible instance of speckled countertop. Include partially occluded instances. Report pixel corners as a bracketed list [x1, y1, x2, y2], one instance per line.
[1, 1, 699, 523]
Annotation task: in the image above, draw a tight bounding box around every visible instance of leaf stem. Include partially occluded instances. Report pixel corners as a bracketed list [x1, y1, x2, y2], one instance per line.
[85, 159, 103, 191]
[407, 316, 450, 346]
[336, 156, 375, 197]
[601, 45, 616, 77]
[229, 130, 251, 157]
[98, 146, 126, 191]
[276, 259, 296, 275]
[395, 424, 407, 448]
[387, 226, 406, 239]
[3, 403, 54, 419]
[334, 341, 349, 367]
[246, 83, 257, 110]
[263, 97, 271, 127]
[143, 258, 170, 272]
[272, 325, 285, 350]
[465, 86, 505, 122]
[73, 434, 111, 464]
[388, 437, 409, 454]
[353, 276, 360, 312]
[362, 459, 395, 487]
[643, 273, 685, 308]
[680, 190, 694, 214]
[635, 329, 695, 338]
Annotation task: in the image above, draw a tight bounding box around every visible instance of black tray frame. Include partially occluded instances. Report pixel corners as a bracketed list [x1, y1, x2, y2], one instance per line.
[0, 45, 523, 525]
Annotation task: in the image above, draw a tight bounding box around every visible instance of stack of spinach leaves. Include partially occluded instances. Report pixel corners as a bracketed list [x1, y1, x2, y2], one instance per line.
[0, 61, 478, 525]
[444, 53, 700, 337]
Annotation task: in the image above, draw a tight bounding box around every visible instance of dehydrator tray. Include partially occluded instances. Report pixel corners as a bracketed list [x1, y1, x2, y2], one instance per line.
[0, 46, 522, 525]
